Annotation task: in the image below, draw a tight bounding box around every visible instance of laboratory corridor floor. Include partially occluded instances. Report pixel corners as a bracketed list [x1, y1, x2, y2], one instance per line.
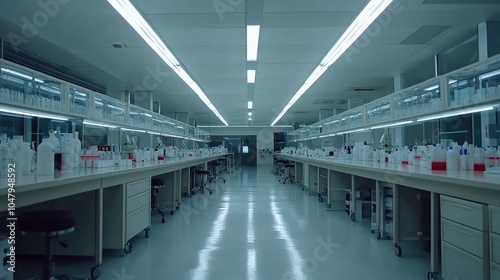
[35, 165, 429, 280]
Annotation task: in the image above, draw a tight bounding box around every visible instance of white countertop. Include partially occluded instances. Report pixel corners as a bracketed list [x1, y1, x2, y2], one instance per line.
[0, 154, 227, 194]
[277, 154, 500, 191]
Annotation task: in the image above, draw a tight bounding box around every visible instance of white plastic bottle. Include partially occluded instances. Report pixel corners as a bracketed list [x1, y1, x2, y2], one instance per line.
[460, 149, 469, 171]
[21, 142, 33, 175]
[37, 137, 55, 175]
[446, 147, 459, 170]
[73, 132, 82, 168]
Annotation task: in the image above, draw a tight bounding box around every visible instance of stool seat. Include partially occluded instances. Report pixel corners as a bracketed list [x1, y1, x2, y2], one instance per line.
[19, 210, 75, 233]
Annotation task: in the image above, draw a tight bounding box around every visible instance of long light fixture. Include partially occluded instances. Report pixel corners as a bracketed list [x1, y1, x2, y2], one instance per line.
[248, 112, 252, 116]
[417, 105, 496, 122]
[271, 0, 394, 126]
[336, 128, 368, 135]
[370, 120, 414, 130]
[247, 70, 256, 83]
[83, 120, 118, 129]
[1, 68, 44, 83]
[479, 69, 500, 80]
[247, 25, 260, 61]
[248, 101, 253, 109]
[120, 127, 146, 133]
[107, 0, 228, 126]
[0, 105, 68, 121]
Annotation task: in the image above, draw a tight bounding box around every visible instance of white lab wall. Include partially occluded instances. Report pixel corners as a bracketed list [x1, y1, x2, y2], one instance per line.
[203, 127, 294, 165]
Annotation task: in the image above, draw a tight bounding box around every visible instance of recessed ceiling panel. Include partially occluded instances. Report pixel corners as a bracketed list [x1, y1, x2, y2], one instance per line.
[400, 26, 451, 44]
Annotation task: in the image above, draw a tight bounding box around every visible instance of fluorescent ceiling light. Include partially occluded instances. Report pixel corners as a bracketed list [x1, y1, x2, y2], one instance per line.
[337, 128, 368, 135]
[107, 0, 228, 126]
[83, 120, 118, 129]
[0, 105, 68, 121]
[120, 128, 146, 133]
[247, 70, 256, 83]
[370, 120, 414, 130]
[479, 69, 500, 80]
[247, 25, 260, 61]
[248, 101, 253, 109]
[248, 112, 252, 116]
[271, 0, 393, 126]
[417, 105, 495, 122]
[1, 68, 44, 83]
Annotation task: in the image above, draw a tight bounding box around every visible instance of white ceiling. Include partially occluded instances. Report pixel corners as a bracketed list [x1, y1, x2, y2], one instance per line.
[0, 0, 499, 126]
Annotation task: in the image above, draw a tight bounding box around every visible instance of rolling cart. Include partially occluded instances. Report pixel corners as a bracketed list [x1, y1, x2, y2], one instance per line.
[317, 168, 328, 203]
[349, 176, 375, 223]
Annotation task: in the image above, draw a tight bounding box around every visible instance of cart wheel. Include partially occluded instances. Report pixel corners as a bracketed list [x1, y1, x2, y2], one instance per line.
[209, 191, 213, 195]
[223, 180, 226, 183]
[170, 209, 174, 215]
[427, 272, 437, 280]
[350, 212, 356, 222]
[91, 265, 101, 279]
[395, 245, 402, 257]
[326, 203, 332, 209]
[124, 242, 132, 254]
[145, 228, 150, 238]
[162, 217, 166, 223]
[176, 205, 180, 210]
[318, 196, 324, 203]
[283, 182, 286, 184]
[376, 231, 381, 240]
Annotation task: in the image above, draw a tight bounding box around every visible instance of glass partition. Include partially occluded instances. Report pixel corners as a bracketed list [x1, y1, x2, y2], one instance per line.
[393, 77, 443, 120]
[69, 86, 90, 117]
[366, 98, 391, 126]
[447, 55, 500, 109]
[94, 93, 126, 125]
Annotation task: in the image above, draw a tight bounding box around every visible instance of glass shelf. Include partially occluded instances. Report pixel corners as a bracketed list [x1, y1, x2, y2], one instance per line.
[366, 98, 391, 126]
[393, 77, 443, 120]
[93, 93, 126, 125]
[0, 62, 64, 114]
[338, 108, 364, 131]
[69, 86, 90, 117]
[447, 55, 500, 109]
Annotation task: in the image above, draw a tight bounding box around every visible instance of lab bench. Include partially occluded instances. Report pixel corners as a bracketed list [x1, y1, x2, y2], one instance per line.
[276, 153, 500, 280]
[0, 154, 227, 279]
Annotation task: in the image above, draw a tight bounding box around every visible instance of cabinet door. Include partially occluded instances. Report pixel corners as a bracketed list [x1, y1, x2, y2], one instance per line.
[442, 242, 484, 280]
[441, 196, 487, 231]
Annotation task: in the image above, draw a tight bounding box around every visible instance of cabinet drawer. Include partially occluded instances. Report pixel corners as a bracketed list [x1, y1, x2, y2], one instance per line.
[442, 241, 485, 280]
[492, 233, 500, 265]
[126, 205, 149, 241]
[491, 206, 500, 235]
[442, 219, 487, 258]
[492, 262, 500, 280]
[126, 178, 150, 198]
[441, 195, 488, 231]
[127, 191, 150, 214]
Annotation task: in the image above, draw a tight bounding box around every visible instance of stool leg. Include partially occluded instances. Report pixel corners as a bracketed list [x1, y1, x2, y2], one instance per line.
[43, 236, 55, 280]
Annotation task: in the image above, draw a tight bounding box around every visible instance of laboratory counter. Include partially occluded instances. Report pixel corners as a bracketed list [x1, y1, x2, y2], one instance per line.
[276, 153, 500, 206]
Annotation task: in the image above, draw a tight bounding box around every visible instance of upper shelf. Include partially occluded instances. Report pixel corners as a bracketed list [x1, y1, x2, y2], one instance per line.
[0, 59, 209, 142]
[289, 54, 500, 142]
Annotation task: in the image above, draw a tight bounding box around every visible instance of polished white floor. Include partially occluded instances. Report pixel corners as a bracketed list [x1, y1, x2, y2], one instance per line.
[18, 165, 430, 280]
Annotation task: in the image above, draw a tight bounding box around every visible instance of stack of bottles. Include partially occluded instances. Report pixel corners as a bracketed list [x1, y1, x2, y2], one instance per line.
[0, 134, 36, 177]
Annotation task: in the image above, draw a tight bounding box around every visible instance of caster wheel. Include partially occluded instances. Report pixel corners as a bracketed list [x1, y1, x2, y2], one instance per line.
[170, 209, 174, 215]
[350, 213, 356, 222]
[176, 205, 180, 210]
[318, 196, 324, 203]
[91, 265, 101, 279]
[124, 242, 132, 254]
[326, 203, 332, 209]
[162, 217, 166, 223]
[204, 183, 207, 187]
[427, 272, 437, 280]
[223, 180, 226, 183]
[283, 182, 286, 184]
[145, 229, 150, 238]
[376, 231, 381, 240]
[209, 191, 213, 195]
[395, 245, 402, 257]
[302, 187, 304, 191]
